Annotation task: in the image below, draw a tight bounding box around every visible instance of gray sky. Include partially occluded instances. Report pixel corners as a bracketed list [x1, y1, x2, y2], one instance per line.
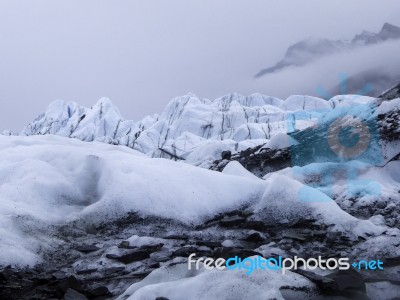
[1, 0, 399, 131]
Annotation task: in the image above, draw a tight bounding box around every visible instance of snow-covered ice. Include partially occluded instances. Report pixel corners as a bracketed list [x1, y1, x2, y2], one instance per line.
[0, 134, 396, 267]
[118, 259, 316, 300]
[18, 93, 384, 165]
[0, 135, 265, 266]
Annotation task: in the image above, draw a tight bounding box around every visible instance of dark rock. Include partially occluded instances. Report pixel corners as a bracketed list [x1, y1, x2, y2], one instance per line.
[243, 232, 264, 243]
[64, 288, 88, 300]
[221, 150, 231, 160]
[75, 245, 100, 254]
[118, 241, 132, 249]
[76, 268, 97, 275]
[280, 286, 321, 300]
[280, 244, 292, 251]
[104, 266, 125, 275]
[35, 273, 53, 284]
[240, 220, 265, 230]
[326, 269, 366, 292]
[282, 232, 310, 242]
[139, 243, 164, 252]
[152, 255, 172, 263]
[0, 266, 14, 282]
[172, 247, 198, 257]
[219, 216, 246, 227]
[225, 210, 240, 217]
[130, 271, 151, 278]
[163, 234, 188, 240]
[213, 247, 261, 261]
[201, 214, 225, 227]
[210, 146, 291, 177]
[105, 253, 120, 260]
[379, 81, 400, 100]
[312, 230, 327, 237]
[296, 269, 366, 297]
[52, 271, 68, 280]
[240, 211, 254, 218]
[88, 286, 110, 297]
[56, 276, 85, 298]
[0, 266, 18, 282]
[108, 243, 163, 264]
[106, 250, 150, 264]
[326, 231, 342, 243]
[363, 273, 400, 285]
[149, 262, 160, 269]
[284, 217, 318, 228]
[294, 269, 338, 290]
[195, 241, 222, 248]
[383, 255, 400, 267]
[155, 297, 170, 300]
[85, 225, 98, 235]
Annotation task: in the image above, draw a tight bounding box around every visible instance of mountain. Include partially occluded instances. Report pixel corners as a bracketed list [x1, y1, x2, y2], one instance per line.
[256, 38, 346, 76]
[352, 22, 400, 44]
[255, 23, 400, 78]
[328, 68, 399, 98]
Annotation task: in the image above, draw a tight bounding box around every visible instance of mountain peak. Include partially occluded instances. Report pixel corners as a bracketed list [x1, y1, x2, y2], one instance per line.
[256, 22, 400, 77]
[381, 22, 400, 31]
[379, 22, 400, 40]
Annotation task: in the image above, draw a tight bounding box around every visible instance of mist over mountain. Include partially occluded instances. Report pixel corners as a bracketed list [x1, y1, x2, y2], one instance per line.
[256, 23, 400, 77]
[328, 68, 399, 98]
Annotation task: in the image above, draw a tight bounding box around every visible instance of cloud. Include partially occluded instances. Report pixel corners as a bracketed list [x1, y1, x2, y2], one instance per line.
[251, 39, 400, 99]
[0, 0, 399, 130]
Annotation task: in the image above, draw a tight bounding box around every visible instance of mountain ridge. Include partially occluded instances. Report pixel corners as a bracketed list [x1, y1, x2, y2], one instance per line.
[255, 23, 400, 77]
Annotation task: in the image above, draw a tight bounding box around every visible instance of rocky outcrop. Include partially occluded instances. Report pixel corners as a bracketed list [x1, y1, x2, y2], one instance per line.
[379, 82, 400, 101]
[1, 209, 398, 299]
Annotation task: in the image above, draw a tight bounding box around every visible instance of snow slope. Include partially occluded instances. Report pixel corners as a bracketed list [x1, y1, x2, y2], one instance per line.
[0, 135, 393, 267]
[0, 135, 265, 266]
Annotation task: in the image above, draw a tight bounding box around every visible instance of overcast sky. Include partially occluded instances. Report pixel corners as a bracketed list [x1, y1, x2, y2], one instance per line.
[1, 0, 399, 131]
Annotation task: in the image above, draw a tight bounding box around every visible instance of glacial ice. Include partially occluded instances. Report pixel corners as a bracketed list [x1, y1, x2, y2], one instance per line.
[118, 258, 316, 300]
[18, 93, 386, 167]
[0, 134, 396, 267]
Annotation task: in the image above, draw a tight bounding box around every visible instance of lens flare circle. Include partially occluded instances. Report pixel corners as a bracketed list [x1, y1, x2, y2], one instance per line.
[327, 117, 371, 159]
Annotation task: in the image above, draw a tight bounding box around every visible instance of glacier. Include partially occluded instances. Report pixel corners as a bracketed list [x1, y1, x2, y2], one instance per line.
[1, 83, 400, 299]
[1, 134, 393, 266]
[17, 92, 385, 169]
[1, 134, 399, 299]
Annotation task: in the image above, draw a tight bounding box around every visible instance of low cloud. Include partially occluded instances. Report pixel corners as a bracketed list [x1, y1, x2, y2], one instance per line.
[250, 39, 400, 99]
[1, 1, 399, 131]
